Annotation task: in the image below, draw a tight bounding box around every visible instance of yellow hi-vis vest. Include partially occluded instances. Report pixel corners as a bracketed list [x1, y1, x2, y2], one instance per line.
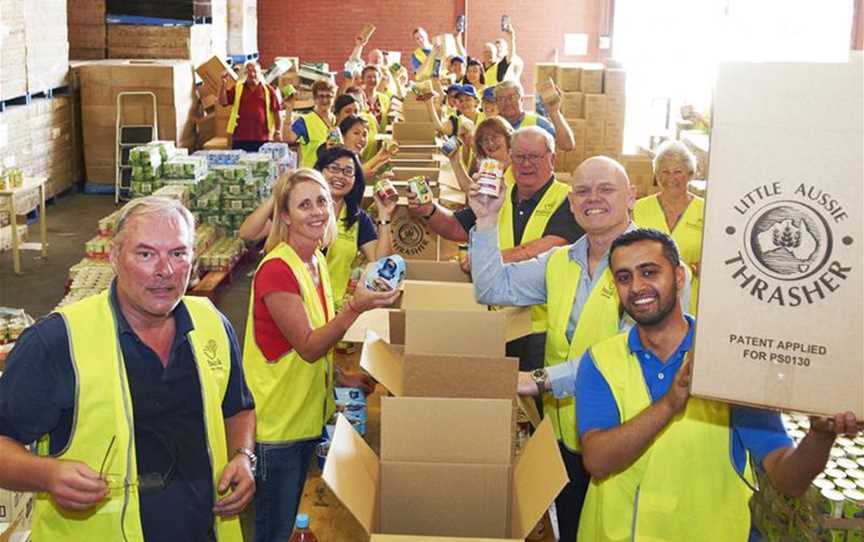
[33, 291, 242, 542]
[227, 80, 275, 139]
[578, 333, 754, 542]
[484, 61, 501, 86]
[544, 247, 622, 452]
[374, 91, 392, 132]
[243, 242, 336, 443]
[518, 112, 540, 129]
[326, 205, 360, 311]
[633, 193, 705, 313]
[361, 110, 380, 163]
[298, 111, 331, 168]
[498, 180, 571, 334]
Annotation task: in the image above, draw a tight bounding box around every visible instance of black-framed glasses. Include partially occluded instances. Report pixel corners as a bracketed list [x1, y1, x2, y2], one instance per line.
[325, 164, 355, 178]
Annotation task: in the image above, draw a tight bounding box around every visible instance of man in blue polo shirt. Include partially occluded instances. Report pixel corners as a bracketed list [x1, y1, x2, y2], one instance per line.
[0, 197, 256, 541]
[575, 228, 859, 541]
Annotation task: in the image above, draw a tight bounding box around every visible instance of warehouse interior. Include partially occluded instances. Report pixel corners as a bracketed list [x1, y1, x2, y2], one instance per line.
[0, 1, 863, 541]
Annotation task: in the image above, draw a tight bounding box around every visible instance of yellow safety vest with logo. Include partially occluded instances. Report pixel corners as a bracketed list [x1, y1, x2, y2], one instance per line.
[498, 180, 571, 334]
[361, 110, 380, 163]
[633, 194, 704, 312]
[298, 112, 331, 169]
[484, 62, 501, 86]
[578, 333, 753, 542]
[33, 291, 242, 542]
[243, 242, 336, 443]
[326, 205, 360, 311]
[544, 247, 622, 452]
[227, 80, 276, 139]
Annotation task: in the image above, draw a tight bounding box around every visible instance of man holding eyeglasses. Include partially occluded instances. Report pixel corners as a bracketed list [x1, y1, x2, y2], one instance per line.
[220, 60, 284, 152]
[408, 126, 582, 373]
[285, 79, 338, 168]
[494, 80, 575, 152]
[0, 197, 255, 541]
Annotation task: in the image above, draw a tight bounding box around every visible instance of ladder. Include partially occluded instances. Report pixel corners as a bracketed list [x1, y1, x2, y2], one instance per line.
[115, 91, 159, 204]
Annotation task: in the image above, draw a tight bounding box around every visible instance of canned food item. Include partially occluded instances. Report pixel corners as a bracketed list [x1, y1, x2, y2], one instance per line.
[846, 446, 864, 458]
[843, 488, 864, 521]
[825, 468, 848, 480]
[407, 176, 433, 205]
[830, 447, 847, 459]
[441, 135, 459, 156]
[374, 179, 399, 202]
[827, 460, 838, 470]
[835, 478, 858, 491]
[477, 158, 504, 197]
[384, 139, 399, 154]
[538, 77, 559, 104]
[365, 255, 406, 292]
[854, 436, 864, 447]
[838, 458, 860, 471]
[837, 437, 856, 448]
[847, 469, 864, 482]
[413, 80, 434, 96]
[501, 14, 512, 32]
[858, 457, 864, 469]
[788, 429, 806, 442]
[821, 488, 847, 518]
[327, 127, 344, 146]
[457, 243, 468, 265]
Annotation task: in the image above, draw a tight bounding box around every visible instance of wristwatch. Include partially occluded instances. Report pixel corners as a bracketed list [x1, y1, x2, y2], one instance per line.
[531, 368, 548, 395]
[234, 447, 258, 476]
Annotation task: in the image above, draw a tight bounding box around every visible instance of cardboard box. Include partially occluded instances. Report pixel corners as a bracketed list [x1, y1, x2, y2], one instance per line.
[323, 405, 567, 540]
[227, 0, 258, 55]
[107, 24, 214, 69]
[583, 93, 607, 119]
[557, 64, 582, 92]
[692, 53, 863, 415]
[560, 92, 583, 118]
[605, 94, 626, 122]
[603, 68, 626, 95]
[0, 489, 29, 526]
[196, 55, 238, 97]
[393, 122, 437, 145]
[580, 64, 604, 94]
[534, 63, 558, 88]
[22, 0, 69, 93]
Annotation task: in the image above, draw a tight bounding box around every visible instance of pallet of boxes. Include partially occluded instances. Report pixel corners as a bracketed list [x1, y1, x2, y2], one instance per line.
[327, 263, 569, 540]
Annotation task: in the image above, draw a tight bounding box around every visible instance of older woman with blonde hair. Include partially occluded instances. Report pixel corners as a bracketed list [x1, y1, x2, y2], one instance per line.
[633, 140, 704, 309]
[444, 115, 516, 193]
[242, 168, 399, 541]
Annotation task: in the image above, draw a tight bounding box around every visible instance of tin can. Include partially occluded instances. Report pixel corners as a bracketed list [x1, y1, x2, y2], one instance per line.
[384, 139, 399, 154]
[477, 158, 504, 197]
[413, 80, 434, 96]
[846, 446, 864, 458]
[374, 179, 399, 202]
[407, 176, 433, 205]
[847, 469, 864, 482]
[441, 135, 459, 156]
[826, 468, 848, 480]
[843, 489, 864, 542]
[838, 458, 860, 471]
[457, 243, 468, 265]
[836, 478, 858, 492]
[501, 14, 512, 32]
[456, 14, 466, 33]
[821, 488, 847, 518]
[327, 127, 344, 146]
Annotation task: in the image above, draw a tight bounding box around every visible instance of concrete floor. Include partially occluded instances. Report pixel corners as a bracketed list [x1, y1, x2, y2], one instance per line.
[0, 191, 254, 333]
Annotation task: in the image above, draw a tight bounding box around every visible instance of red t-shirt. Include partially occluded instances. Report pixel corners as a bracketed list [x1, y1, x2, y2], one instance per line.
[226, 82, 282, 142]
[253, 259, 329, 362]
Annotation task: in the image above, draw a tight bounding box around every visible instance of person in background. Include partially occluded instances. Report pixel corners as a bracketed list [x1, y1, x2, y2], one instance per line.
[285, 79, 337, 168]
[244, 169, 399, 541]
[343, 86, 382, 162]
[280, 83, 297, 128]
[0, 197, 255, 541]
[633, 140, 704, 311]
[470, 156, 641, 541]
[339, 114, 393, 179]
[575, 228, 859, 541]
[334, 94, 360, 125]
[444, 83, 462, 117]
[494, 80, 575, 152]
[220, 60, 284, 152]
[411, 126, 582, 374]
[494, 28, 523, 83]
[315, 148, 396, 309]
[448, 55, 466, 86]
[445, 115, 516, 193]
[423, 84, 479, 169]
[464, 58, 486, 92]
[481, 86, 499, 116]
[361, 65, 392, 133]
[410, 27, 433, 78]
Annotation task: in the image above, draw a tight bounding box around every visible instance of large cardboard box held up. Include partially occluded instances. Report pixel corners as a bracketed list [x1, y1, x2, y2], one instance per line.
[692, 54, 863, 415]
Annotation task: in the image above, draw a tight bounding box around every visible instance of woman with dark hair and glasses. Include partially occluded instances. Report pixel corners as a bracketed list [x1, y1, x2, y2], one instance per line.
[314, 147, 396, 308]
[339, 114, 394, 179]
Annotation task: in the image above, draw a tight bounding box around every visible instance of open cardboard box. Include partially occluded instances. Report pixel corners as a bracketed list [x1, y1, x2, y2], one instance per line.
[392, 167, 441, 183]
[393, 122, 438, 145]
[390, 158, 441, 169]
[323, 400, 567, 540]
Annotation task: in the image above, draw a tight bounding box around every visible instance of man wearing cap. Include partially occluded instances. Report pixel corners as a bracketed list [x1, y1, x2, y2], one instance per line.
[574, 228, 859, 541]
[494, 80, 575, 152]
[219, 61, 284, 152]
[481, 86, 499, 117]
[448, 55, 466, 86]
[468, 156, 650, 541]
[410, 126, 583, 376]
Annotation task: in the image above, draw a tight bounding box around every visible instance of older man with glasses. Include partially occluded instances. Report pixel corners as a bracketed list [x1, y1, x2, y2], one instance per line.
[285, 79, 338, 168]
[408, 126, 583, 373]
[495, 80, 575, 152]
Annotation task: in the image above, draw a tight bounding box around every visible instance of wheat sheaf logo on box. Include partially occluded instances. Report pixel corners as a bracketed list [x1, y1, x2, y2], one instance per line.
[723, 181, 854, 307]
[393, 215, 432, 256]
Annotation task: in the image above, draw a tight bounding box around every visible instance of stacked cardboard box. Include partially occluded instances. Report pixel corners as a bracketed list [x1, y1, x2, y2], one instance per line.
[22, 0, 69, 93]
[68, 0, 107, 60]
[536, 62, 627, 173]
[0, 96, 79, 198]
[106, 0, 216, 19]
[0, 0, 27, 100]
[193, 55, 237, 144]
[621, 153, 655, 197]
[77, 59, 197, 184]
[107, 24, 214, 69]
[227, 0, 257, 56]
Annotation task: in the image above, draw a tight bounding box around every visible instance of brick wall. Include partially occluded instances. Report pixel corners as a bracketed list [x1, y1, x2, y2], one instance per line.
[258, 0, 605, 91]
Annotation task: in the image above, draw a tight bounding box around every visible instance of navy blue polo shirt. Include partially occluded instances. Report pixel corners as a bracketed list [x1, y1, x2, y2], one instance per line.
[0, 283, 254, 542]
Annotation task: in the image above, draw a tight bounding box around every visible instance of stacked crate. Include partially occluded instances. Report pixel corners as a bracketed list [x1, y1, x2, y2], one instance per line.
[68, 0, 107, 60]
[227, 0, 257, 57]
[536, 62, 627, 174]
[23, 0, 70, 93]
[107, 24, 214, 68]
[0, 0, 27, 100]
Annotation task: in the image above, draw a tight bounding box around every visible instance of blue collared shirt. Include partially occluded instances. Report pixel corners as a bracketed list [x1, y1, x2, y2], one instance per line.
[575, 315, 793, 473]
[0, 283, 254, 542]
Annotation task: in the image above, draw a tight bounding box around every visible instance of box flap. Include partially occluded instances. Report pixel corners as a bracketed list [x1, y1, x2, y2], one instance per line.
[388, 310, 406, 346]
[403, 353, 517, 401]
[343, 308, 395, 343]
[322, 415, 380, 534]
[510, 418, 569, 538]
[360, 330, 405, 396]
[405, 309, 530, 357]
[405, 261, 470, 283]
[379, 462, 510, 539]
[517, 395, 543, 429]
[401, 281, 481, 310]
[380, 397, 512, 464]
[371, 536, 521, 542]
